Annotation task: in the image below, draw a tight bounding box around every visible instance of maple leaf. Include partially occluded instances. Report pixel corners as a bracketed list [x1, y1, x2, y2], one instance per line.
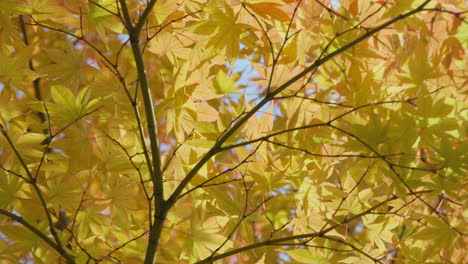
[188, 3, 252, 62]
[0, 0, 466, 263]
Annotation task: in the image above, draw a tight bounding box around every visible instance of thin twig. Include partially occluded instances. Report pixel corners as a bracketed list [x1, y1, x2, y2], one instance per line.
[195, 191, 431, 263]
[322, 235, 384, 264]
[0, 209, 75, 263]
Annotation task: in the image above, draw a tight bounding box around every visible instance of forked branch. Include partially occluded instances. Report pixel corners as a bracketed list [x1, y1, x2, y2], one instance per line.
[167, 0, 434, 210]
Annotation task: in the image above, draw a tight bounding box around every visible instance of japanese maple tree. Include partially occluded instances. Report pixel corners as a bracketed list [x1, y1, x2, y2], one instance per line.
[0, 0, 466, 263]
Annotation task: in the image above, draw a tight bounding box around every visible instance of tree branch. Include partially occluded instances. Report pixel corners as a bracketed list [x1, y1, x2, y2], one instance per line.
[25, 19, 156, 179]
[322, 235, 384, 264]
[135, 0, 159, 34]
[0, 122, 74, 262]
[194, 191, 431, 263]
[18, 15, 47, 130]
[0, 209, 75, 263]
[118, 1, 167, 263]
[166, 0, 433, 210]
[328, 124, 465, 236]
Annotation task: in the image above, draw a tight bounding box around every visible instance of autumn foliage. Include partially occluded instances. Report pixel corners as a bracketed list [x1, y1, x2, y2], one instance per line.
[0, 0, 466, 263]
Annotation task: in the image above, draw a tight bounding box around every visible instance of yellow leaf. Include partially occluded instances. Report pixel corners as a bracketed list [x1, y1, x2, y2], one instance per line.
[245, 1, 290, 22]
[185, 139, 215, 148]
[286, 249, 329, 264]
[193, 103, 219, 122]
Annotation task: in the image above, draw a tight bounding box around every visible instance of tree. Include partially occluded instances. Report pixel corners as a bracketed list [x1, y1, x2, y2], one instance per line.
[0, 0, 466, 263]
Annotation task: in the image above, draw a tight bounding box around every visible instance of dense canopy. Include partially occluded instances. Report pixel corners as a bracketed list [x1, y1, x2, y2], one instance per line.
[0, 0, 466, 263]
